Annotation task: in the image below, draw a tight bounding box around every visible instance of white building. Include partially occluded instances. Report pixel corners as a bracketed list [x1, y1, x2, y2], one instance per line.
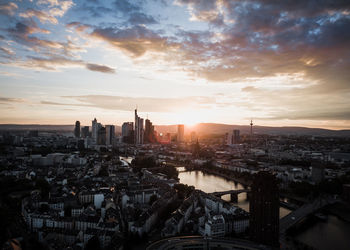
[204, 215, 225, 237]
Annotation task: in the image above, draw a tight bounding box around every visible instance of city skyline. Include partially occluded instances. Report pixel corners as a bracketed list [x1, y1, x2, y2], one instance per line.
[1, 0, 350, 130]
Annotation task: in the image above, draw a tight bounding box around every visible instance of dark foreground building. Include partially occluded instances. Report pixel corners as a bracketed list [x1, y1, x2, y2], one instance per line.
[250, 171, 279, 247]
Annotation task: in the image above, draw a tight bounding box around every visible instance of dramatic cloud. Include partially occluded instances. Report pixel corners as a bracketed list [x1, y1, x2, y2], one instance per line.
[90, 25, 174, 57]
[2, 21, 114, 73]
[1, 0, 350, 126]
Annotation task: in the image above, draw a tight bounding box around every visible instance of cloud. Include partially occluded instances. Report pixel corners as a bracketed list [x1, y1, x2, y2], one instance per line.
[66, 22, 92, 32]
[40, 101, 92, 107]
[265, 110, 350, 121]
[90, 25, 173, 57]
[59, 95, 216, 112]
[85, 63, 115, 73]
[113, 0, 141, 14]
[37, 0, 74, 17]
[159, 0, 348, 91]
[175, 0, 224, 25]
[0, 47, 15, 58]
[240, 84, 350, 121]
[3, 54, 115, 74]
[6, 22, 62, 52]
[20, 8, 58, 24]
[0, 2, 18, 16]
[242, 86, 258, 93]
[5, 21, 88, 64]
[74, 4, 112, 18]
[22, 55, 83, 70]
[0, 97, 25, 104]
[128, 12, 158, 25]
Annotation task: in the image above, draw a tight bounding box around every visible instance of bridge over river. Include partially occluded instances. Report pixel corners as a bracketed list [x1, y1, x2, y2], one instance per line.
[280, 196, 337, 235]
[210, 189, 250, 202]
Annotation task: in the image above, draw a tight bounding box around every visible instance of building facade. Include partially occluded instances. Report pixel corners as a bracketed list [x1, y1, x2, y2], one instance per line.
[134, 109, 144, 144]
[105, 125, 115, 146]
[249, 171, 279, 247]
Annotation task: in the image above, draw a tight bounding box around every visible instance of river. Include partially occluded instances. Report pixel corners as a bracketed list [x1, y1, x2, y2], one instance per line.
[178, 169, 350, 249]
[178, 169, 291, 218]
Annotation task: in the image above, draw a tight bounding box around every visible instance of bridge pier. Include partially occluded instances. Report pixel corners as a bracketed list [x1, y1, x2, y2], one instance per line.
[246, 192, 250, 201]
[230, 193, 238, 202]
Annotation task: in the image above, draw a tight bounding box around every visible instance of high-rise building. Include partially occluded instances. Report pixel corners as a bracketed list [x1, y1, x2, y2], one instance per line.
[92, 118, 98, 141]
[233, 129, 240, 144]
[226, 129, 240, 145]
[122, 122, 134, 143]
[177, 124, 184, 142]
[81, 126, 89, 138]
[105, 125, 115, 145]
[250, 171, 279, 247]
[134, 109, 144, 144]
[144, 119, 156, 143]
[97, 127, 106, 145]
[74, 121, 80, 138]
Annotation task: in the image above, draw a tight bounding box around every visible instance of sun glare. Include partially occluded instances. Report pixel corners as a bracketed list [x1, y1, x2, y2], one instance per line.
[174, 111, 201, 127]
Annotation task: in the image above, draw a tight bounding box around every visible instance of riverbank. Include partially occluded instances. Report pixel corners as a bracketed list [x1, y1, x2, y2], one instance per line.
[200, 168, 252, 186]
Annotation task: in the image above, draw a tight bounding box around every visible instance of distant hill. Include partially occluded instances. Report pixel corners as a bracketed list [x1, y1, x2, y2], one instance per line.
[1, 123, 349, 137]
[155, 123, 350, 137]
[0, 124, 122, 133]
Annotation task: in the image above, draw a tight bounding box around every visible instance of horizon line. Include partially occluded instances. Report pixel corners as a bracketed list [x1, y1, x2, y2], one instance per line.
[0, 123, 349, 131]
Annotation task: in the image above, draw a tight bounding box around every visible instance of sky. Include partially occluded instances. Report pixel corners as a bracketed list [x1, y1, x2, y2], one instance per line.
[0, 0, 349, 129]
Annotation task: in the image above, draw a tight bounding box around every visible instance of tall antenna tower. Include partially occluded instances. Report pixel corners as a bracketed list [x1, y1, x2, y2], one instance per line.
[250, 119, 253, 150]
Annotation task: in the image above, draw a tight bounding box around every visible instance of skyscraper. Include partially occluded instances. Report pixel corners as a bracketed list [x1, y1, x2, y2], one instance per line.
[233, 129, 240, 144]
[97, 127, 106, 145]
[177, 124, 184, 142]
[250, 171, 279, 247]
[134, 109, 144, 144]
[250, 120, 253, 149]
[74, 121, 80, 138]
[105, 125, 115, 145]
[122, 122, 134, 143]
[81, 126, 89, 138]
[144, 119, 155, 143]
[92, 118, 98, 141]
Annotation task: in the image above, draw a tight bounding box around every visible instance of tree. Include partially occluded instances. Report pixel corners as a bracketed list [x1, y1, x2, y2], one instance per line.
[149, 194, 158, 205]
[35, 178, 50, 199]
[174, 184, 195, 199]
[85, 236, 101, 250]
